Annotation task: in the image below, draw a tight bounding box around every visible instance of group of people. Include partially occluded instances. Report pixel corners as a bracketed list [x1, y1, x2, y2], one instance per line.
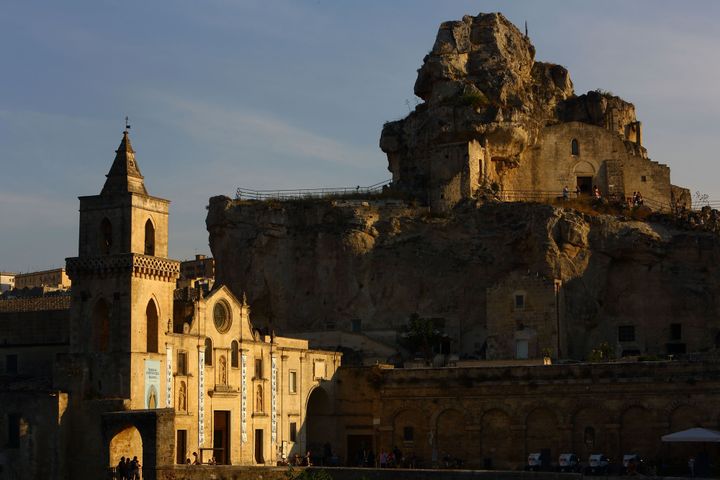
[184, 451, 215, 465]
[114, 456, 141, 480]
[561, 185, 602, 200]
[631, 191, 644, 206]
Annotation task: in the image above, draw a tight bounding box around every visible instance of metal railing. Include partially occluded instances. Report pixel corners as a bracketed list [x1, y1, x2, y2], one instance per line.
[236, 179, 392, 201]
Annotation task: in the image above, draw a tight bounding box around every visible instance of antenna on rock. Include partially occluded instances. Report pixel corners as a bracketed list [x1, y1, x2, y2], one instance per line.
[524, 21, 528, 38]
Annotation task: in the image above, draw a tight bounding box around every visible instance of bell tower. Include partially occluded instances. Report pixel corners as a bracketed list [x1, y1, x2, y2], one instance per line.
[65, 128, 179, 407]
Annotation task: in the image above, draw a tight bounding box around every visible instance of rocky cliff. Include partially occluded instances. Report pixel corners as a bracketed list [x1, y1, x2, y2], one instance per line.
[205, 12, 717, 361]
[380, 12, 643, 200]
[207, 195, 720, 360]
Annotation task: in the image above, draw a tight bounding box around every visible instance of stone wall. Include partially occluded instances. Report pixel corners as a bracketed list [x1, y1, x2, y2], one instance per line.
[330, 361, 720, 472]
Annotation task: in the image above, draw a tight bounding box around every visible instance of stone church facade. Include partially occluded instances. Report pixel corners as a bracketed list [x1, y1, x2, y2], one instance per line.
[0, 131, 340, 479]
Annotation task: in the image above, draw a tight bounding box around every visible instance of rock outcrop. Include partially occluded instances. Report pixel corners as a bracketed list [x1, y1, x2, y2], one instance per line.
[207, 195, 720, 360]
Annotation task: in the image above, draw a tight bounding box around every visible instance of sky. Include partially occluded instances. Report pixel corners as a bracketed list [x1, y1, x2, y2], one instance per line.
[1, 1, 719, 273]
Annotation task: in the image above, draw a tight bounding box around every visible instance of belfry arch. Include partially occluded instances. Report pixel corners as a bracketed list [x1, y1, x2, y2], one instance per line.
[144, 218, 155, 256]
[146, 299, 159, 353]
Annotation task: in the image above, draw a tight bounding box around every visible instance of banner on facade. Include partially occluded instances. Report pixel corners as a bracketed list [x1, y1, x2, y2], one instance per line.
[241, 352, 247, 443]
[165, 344, 173, 408]
[144, 359, 161, 409]
[198, 348, 205, 446]
[271, 355, 277, 443]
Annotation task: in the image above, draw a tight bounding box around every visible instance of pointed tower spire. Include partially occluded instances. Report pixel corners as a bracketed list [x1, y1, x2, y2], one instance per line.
[101, 127, 148, 195]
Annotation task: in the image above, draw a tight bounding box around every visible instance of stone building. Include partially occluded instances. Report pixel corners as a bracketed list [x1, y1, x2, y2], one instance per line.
[485, 271, 563, 360]
[178, 254, 215, 289]
[0, 272, 15, 293]
[380, 13, 690, 213]
[329, 361, 720, 473]
[14, 268, 70, 290]
[0, 130, 340, 479]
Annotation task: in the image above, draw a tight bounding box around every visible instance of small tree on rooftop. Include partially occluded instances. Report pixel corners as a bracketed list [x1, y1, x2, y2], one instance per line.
[398, 313, 446, 362]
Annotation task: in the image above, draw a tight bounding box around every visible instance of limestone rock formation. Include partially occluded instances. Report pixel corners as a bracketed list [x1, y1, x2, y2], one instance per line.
[207, 196, 720, 361]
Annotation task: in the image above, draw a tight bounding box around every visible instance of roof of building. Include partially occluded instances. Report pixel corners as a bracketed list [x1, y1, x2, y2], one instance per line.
[101, 129, 148, 195]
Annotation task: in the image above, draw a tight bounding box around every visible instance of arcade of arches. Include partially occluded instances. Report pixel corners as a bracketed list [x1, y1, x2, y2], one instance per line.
[334, 361, 720, 470]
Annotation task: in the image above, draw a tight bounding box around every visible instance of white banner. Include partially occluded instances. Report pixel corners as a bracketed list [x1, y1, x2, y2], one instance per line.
[144, 359, 161, 409]
[165, 344, 173, 408]
[198, 348, 205, 446]
[271, 355, 277, 443]
[241, 352, 247, 443]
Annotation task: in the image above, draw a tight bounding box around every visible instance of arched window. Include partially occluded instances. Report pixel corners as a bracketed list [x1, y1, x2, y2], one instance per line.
[92, 298, 110, 352]
[100, 218, 112, 254]
[231, 340, 239, 368]
[144, 219, 155, 256]
[204, 338, 213, 365]
[146, 299, 159, 353]
[571, 138, 580, 156]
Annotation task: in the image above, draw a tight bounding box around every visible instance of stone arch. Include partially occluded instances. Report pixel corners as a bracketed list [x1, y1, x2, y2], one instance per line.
[620, 405, 655, 459]
[99, 217, 113, 254]
[306, 386, 334, 457]
[525, 406, 561, 465]
[146, 298, 159, 353]
[435, 408, 467, 462]
[92, 298, 110, 352]
[571, 406, 606, 458]
[204, 338, 212, 365]
[109, 425, 143, 473]
[480, 408, 513, 470]
[393, 407, 429, 464]
[573, 161, 596, 175]
[144, 218, 155, 256]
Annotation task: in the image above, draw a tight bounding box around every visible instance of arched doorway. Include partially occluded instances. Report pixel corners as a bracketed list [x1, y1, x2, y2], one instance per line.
[620, 406, 654, 459]
[306, 387, 334, 465]
[436, 409, 466, 466]
[573, 161, 596, 195]
[480, 409, 512, 469]
[146, 299, 158, 353]
[525, 407, 560, 468]
[109, 426, 142, 475]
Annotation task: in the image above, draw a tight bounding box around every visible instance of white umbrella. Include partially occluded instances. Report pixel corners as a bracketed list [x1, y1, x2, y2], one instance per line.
[662, 428, 720, 443]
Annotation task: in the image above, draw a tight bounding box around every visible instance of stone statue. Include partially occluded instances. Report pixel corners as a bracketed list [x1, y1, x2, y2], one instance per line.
[256, 385, 263, 412]
[219, 355, 227, 385]
[179, 381, 187, 412]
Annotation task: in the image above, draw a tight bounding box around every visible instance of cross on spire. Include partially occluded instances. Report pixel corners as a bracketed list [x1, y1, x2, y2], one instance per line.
[125, 116, 131, 132]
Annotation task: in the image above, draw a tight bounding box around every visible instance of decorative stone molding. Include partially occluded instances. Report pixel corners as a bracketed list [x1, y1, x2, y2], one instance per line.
[66, 254, 180, 281]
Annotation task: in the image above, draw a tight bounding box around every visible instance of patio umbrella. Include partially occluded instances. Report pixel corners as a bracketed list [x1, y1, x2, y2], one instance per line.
[662, 428, 720, 443]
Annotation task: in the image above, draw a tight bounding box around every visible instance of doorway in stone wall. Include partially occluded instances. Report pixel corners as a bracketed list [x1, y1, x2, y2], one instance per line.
[213, 411, 230, 464]
[576, 176, 592, 195]
[255, 429, 264, 464]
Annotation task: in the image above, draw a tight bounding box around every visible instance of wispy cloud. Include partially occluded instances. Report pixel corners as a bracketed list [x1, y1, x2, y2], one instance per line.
[144, 92, 380, 170]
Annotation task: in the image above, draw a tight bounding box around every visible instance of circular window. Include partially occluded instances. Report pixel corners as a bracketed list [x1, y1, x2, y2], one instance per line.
[213, 301, 231, 333]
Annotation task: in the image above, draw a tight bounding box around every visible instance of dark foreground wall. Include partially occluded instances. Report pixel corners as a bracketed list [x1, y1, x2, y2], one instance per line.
[155, 466, 584, 480]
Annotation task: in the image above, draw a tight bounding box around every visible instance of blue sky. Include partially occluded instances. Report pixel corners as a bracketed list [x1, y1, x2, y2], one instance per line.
[1, 1, 719, 273]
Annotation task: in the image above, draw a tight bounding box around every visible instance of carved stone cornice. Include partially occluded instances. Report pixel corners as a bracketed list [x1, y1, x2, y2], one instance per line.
[66, 254, 180, 282]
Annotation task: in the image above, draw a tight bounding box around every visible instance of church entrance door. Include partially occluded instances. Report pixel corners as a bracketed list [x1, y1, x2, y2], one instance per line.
[576, 176, 592, 195]
[213, 411, 230, 464]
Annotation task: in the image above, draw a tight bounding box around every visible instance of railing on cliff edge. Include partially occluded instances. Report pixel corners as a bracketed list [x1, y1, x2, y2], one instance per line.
[236, 179, 392, 201]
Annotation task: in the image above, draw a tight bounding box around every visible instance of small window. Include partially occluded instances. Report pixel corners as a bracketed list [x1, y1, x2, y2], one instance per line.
[6, 354, 18, 374]
[100, 218, 112, 254]
[177, 351, 187, 375]
[144, 219, 155, 256]
[255, 358, 263, 379]
[290, 422, 297, 442]
[670, 323, 682, 341]
[204, 338, 213, 365]
[641, 175, 647, 182]
[514, 294, 525, 310]
[351, 319, 362, 333]
[289, 371, 297, 394]
[7, 413, 21, 448]
[618, 325, 636, 342]
[403, 426, 414, 442]
[571, 138, 580, 156]
[231, 341, 239, 368]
